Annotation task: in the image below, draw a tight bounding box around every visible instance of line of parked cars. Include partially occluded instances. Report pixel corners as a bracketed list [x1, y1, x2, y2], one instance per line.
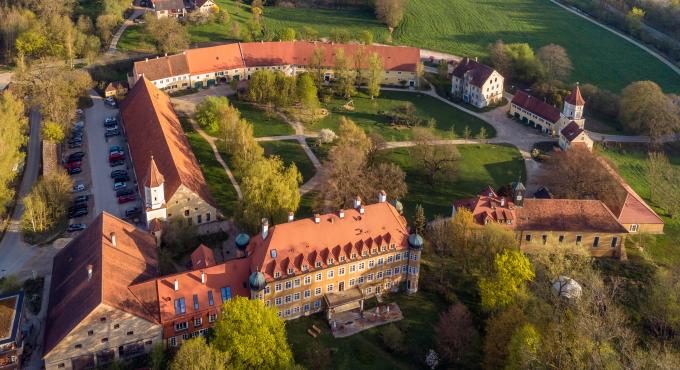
[104, 115, 121, 138]
[67, 110, 89, 228]
[108, 145, 136, 205]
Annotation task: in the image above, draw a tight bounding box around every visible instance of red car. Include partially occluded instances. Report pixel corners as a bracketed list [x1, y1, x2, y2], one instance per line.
[109, 152, 125, 161]
[64, 161, 82, 169]
[117, 194, 136, 204]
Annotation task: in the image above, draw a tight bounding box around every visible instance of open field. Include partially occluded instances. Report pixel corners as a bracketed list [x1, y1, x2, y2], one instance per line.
[117, 24, 156, 53]
[260, 140, 316, 183]
[311, 91, 495, 141]
[381, 144, 525, 219]
[231, 100, 294, 137]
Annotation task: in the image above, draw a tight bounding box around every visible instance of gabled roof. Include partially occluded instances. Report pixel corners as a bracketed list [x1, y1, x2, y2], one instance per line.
[565, 84, 586, 106]
[511, 90, 561, 124]
[561, 121, 585, 142]
[453, 187, 517, 227]
[44, 213, 160, 356]
[151, 0, 185, 11]
[247, 202, 409, 280]
[191, 244, 216, 269]
[517, 199, 627, 233]
[133, 54, 189, 81]
[451, 58, 497, 87]
[120, 77, 215, 208]
[185, 43, 245, 75]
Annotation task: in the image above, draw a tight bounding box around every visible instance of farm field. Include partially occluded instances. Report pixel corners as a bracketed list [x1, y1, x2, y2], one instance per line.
[311, 91, 494, 141]
[380, 144, 525, 219]
[260, 140, 316, 183]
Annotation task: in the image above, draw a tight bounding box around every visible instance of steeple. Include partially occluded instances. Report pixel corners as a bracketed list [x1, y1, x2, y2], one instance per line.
[144, 155, 165, 210]
[145, 155, 164, 188]
[563, 83, 585, 121]
[565, 83, 586, 106]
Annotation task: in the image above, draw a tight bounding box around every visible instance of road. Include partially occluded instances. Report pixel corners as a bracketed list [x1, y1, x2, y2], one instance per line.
[84, 90, 142, 219]
[107, 8, 147, 54]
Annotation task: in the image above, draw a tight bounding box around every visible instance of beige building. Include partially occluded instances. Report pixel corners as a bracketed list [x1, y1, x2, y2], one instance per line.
[451, 58, 504, 108]
[43, 213, 162, 370]
[120, 77, 218, 227]
[150, 0, 186, 19]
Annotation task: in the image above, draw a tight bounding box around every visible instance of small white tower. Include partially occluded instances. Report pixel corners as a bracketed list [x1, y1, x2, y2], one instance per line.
[144, 156, 167, 226]
[562, 83, 586, 123]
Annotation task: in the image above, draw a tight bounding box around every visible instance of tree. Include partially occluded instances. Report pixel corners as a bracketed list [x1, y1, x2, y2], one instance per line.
[231, 21, 241, 39]
[413, 204, 426, 235]
[280, 27, 296, 41]
[149, 343, 167, 370]
[0, 7, 36, 64]
[0, 91, 27, 216]
[299, 26, 319, 41]
[240, 156, 302, 230]
[475, 126, 487, 143]
[488, 40, 511, 78]
[375, 0, 406, 35]
[626, 7, 645, 35]
[483, 306, 527, 370]
[478, 250, 534, 311]
[145, 15, 189, 54]
[22, 172, 72, 233]
[505, 43, 543, 83]
[366, 131, 386, 166]
[366, 52, 384, 99]
[247, 70, 277, 104]
[170, 337, 228, 370]
[462, 125, 471, 142]
[42, 122, 65, 142]
[273, 71, 297, 107]
[505, 323, 541, 370]
[334, 48, 356, 99]
[96, 14, 118, 43]
[537, 44, 572, 82]
[162, 216, 199, 257]
[212, 296, 293, 369]
[330, 28, 351, 43]
[360, 30, 373, 45]
[410, 127, 459, 185]
[619, 81, 680, 142]
[647, 152, 680, 218]
[435, 303, 478, 365]
[196, 96, 231, 133]
[216, 9, 230, 24]
[296, 73, 319, 116]
[307, 47, 326, 90]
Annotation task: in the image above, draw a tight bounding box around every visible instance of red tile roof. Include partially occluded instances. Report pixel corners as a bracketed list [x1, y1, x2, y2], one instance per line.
[120, 77, 215, 208]
[185, 43, 245, 75]
[517, 199, 627, 233]
[191, 244, 216, 269]
[565, 84, 586, 106]
[561, 121, 585, 142]
[44, 213, 160, 356]
[145, 155, 165, 188]
[133, 54, 189, 81]
[451, 58, 496, 88]
[247, 202, 409, 281]
[453, 191, 517, 227]
[511, 90, 562, 124]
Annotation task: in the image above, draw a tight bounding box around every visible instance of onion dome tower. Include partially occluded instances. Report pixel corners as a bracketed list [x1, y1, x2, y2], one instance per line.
[406, 233, 423, 294]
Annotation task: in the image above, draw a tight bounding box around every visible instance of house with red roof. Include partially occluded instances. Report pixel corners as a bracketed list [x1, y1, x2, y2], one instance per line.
[451, 58, 504, 108]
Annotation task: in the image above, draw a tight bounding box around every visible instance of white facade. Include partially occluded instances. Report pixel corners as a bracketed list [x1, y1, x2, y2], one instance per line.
[451, 70, 504, 108]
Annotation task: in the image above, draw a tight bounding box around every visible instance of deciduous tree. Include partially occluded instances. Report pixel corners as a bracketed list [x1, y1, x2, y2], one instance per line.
[170, 337, 228, 370]
[488, 39, 511, 78]
[296, 72, 320, 116]
[0, 91, 27, 216]
[537, 44, 572, 82]
[483, 306, 527, 370]
[646, 151, 680, 218]
[145, 15, 189, 54]
[619, 81, 680, 142]
[42, 121, 65, 142]
[334, 48, 356, 99]
[22, 172, 72, 233]
[410, 127, 459, 185]
[412, 204, 426, 235]
[478, 250, 534, 311]
[196, 96, 231, 133]
[366, 52, 384, 99]
[435, 303, 479, 365]
[375, 0, 406, 34]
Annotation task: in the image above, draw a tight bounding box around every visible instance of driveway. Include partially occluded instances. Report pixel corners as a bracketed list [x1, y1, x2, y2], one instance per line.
[84, 90, 142, 222]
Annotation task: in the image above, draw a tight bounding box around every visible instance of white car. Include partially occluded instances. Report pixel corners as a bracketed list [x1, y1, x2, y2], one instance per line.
[113, 182, 126, 190]
[71, 183, 86, 193]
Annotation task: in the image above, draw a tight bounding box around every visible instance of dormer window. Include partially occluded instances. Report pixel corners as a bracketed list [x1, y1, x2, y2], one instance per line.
[390, 244, 395, 250]
[302, 264, 308, 271]
[351, 253, 357, 259]
[315, 261, 322, 268]
[274, 272, 281, 278]
[327, 258, 334, 265]
[381, 245, 386, 252]
[362, 251, 368, 257]
[371, 248, 377, 254]
[288, 268, 294, 275]
[339, 256, 345, 262]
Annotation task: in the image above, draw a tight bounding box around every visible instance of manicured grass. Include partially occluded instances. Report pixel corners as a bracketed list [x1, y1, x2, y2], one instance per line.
[184, 128, 239, 216]
[260, 140, 316, 183]
[297, 191, 319, 219]
[231, 100, 294, 137]
[305, 138, 331, 162]
[311, 91, 495, 141]
[381, 144, 525, 219]
[286, 290, 446, 370]
[117, 24, 156, 53]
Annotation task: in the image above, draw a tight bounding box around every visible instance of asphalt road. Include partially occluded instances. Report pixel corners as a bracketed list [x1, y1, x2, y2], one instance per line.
[84, 90, 142, 221]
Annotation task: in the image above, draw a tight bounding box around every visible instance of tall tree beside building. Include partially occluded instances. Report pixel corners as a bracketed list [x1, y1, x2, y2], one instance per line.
[22, 171, 72, 233]
[488, 40, 512, 79]
[196, 96, 231, 133]
[435, 303, 479, 366]
[412, 204, 426, 235]
[145, 15, 189, 54]
[619, 81, 680, 142]
[410, 127, 459, 185]
[296, 73, 320, 117]
[334, 48, 356, 99]
[0, 91, 28, 216]
[366, 52, 384, 99]
[505, 43, 543, 84]
[170, 337, 228, 370]
[247, 70, 277, 104]
[375, 0, 406, 38]
[537, 44, 572, 82]
[212, 296, 294, 369]
[478, 250, 534, 312]
[308, 47, 326, 90]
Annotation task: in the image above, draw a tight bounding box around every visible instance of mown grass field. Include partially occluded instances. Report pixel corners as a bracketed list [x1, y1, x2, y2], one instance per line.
[381, 144, 525, 219]
[311, 91, 495, 141]
[260, 140, 316, 183]
[117, 24, 156, 53]
[231, 100, 294, 137]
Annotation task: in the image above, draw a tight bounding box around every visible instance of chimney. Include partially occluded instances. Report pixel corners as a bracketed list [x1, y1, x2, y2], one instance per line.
[359, 206, 365, 215]
[287, 211, 294, 222]
[475, 56, 478, 62]
[339, 209, 345, 219]
[164, 53, 168, 57]
[500, 197, 505, 207]
[261, 218, 269, 239]
[87, 264, 93, 281]
[110, 232, 116, 247]
[173, 279, 179, 291]
[378, 190, 387, 203]
[201, 270, 205, 284]
[145, 58, 148, 62]
[314, 214, 320, 224]
[155, 56, 159, 59]
[353, 195, 362, 209]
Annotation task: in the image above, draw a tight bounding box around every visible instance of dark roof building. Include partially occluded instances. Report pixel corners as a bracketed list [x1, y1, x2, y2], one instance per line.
[451, 58, 495, 88]
[511, 90, 562, 124]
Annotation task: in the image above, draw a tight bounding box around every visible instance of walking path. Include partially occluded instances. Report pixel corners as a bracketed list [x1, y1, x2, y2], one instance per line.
[107, 8, 147, 54]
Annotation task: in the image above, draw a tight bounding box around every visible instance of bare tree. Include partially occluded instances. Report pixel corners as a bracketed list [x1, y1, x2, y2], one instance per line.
[435, 303, 479, 365]
[410, 127, 459, 185]
[375, 0, 407, 37]
[537, 44, 573, 82]
[619, 81, 680, 143]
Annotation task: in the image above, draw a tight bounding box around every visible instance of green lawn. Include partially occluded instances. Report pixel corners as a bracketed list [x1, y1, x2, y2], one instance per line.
[118, 24, 156, 53]
[184, 127, 239, 216]
[286, 290, 446, 370]
[231, 100, 294, 137]
[260, 140, 316, 183]
[311, 91, 494, 141]
[382, 144, 525, 219]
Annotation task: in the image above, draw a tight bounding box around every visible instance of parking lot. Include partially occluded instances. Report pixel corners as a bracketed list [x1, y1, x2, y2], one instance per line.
[71, 90, 142, 227]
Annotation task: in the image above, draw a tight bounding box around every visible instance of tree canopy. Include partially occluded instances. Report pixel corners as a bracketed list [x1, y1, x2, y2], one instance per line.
[478, 250, 535, 311]
[170, 337, 228, 370]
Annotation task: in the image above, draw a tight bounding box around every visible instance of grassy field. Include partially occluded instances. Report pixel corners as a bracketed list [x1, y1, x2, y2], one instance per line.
[311, 91, 495, 141]
[260, 140, 316, 182]
[117, 24, 156, 53]
[381, 144, 525, 219]
[286, 290, 446, 370]
[231, 100, 294, 137]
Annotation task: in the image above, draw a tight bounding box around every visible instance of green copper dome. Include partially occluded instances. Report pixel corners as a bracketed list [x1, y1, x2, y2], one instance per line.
[235, 233, 250, 251]
[390, 199, 404, 214]
[249, 272, 266, 291]
[408, 233, 424, 250]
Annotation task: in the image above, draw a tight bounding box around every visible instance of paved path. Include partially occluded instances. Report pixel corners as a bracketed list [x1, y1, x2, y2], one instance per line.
[550, 0, 680, 77]
[107, 8, 147, 54]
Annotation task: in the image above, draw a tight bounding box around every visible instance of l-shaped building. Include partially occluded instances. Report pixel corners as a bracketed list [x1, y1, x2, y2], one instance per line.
[128, 41, 421, 92]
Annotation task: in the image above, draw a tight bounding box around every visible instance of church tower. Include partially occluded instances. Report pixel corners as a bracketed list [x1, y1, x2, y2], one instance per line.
[144, 156, 167, 227]
[562, 83, 586, 127]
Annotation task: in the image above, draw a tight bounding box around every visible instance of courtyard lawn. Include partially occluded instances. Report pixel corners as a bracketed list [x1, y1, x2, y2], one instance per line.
[286, 290, 446, 370]
[381, 144, 525, 219]
[260, 140, 316, 183]
[184, 125, 240, 216]
[117, 24, 156, 53]
[311, 91, 495, 141]
[231, 100, 294, 137]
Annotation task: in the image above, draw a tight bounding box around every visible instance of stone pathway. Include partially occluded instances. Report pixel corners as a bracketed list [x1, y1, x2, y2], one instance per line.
[107, 8, 147, 55]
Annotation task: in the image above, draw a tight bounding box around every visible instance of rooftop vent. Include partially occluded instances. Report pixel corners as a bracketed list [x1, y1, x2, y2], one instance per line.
[87, 264, 93, 281]
[110, 232, 116, 247]
[173, 279, 179, 291]
[314, 214, 320, 224]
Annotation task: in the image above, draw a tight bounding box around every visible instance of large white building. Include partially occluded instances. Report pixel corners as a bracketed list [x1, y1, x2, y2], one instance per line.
[450, 58, 504, 108]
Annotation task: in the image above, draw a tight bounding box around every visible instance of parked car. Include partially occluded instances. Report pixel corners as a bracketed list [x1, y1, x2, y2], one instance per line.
[109, 146, 124, 154]
[105, 116, 117, 123]
[64, 161, 81, 170]
[118, 194, 136, 204]
[68, 142, 83, 149]
[68, 203, 87, 212]
[113, 181, 126, 190]
[69, 208, 88, 218]
[109, 159, 125, 167]
[73, 195, 89, 203]
[106, 125, 119, 132]
[68, 151, 86, 161]
[71, 183, 86, 193]
[125, 207, 141, 217]
[110, 170, 127, 178]
[68, 138, 82, 145]
[105, 130, 120, 137]
[68, 167, 82, 175]
[116, 188, 133, 197]
[105, 98, 117, 108]
[113, 174, 130, 182]
[73, 121, 85, 129]
[67, 223, 86, 232]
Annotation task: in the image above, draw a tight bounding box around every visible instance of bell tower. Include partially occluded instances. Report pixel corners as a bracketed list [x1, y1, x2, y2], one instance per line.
[144, 155, 167, 226]
[562, 83, 586, 127]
